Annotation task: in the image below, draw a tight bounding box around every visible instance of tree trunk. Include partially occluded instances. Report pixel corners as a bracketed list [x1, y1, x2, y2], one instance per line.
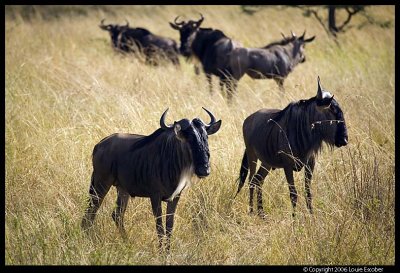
[328, 6, 338, 33]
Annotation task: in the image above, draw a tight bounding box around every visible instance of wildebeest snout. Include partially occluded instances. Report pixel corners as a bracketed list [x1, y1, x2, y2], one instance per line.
[335, 135, 348, 147]
[196, 164, 210, 178]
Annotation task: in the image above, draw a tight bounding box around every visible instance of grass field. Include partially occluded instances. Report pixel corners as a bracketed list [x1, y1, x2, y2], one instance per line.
[5, 5, 395, 265]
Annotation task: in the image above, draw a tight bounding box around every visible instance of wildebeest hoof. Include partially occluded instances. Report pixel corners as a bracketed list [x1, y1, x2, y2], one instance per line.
[257, 210, 268, 220]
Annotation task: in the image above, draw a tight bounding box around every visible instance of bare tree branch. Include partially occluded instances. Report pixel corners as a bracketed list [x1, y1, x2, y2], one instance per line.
[337, 7, 363, 32]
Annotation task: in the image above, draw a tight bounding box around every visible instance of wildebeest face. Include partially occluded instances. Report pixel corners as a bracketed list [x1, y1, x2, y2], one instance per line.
[99, 19, 129, 48]
[160, 108, 221, 178]
[289, 31, 315, 64]
[314, 77, 348, 148]
[170, 14, 204, 57]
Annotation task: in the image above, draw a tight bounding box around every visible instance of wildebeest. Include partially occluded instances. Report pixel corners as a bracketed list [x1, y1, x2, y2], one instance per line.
[170, 14, 242, 100]
[99, 19, 180, 66]
[229, 31, 316, 91]
[81, 108, 221, 251]
[235, 77, 348, 217]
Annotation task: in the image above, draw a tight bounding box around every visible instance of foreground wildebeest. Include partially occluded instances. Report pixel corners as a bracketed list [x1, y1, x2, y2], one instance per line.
[230, 31, 316, 91]
[81, 108, 221, 251]
[235, 77, 348, 217]
[99, 19, 180, 66]
[170, 14, 242, 100]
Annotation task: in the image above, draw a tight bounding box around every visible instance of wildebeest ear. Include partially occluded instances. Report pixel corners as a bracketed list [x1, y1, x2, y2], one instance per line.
[206, 120, 222, 135]
[169, 22, 180, 30]
[304, 36, 316, 43]
[174, 123, 181, 135]
[99, 25, 110, 30]
[173, 122, 186, 141]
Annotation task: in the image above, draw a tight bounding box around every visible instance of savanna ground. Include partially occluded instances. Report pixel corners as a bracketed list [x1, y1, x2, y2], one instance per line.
[5, 5, 395, 265]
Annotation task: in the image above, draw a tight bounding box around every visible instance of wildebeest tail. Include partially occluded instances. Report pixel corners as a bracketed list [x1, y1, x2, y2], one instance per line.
[234, 150, 249, 198]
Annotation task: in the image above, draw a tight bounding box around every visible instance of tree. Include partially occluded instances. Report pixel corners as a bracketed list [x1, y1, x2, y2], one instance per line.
[241, 5, 392, 39]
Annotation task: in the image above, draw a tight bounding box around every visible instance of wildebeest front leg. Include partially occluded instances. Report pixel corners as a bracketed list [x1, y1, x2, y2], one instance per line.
[150, 195, 164, 250]
[284, 167, 298, 217]
[304, 157, 315, 214]
[274, 78, 284, 91]
[165, 196, 180, 252]
[206, 73, 213, 94]
[226, 79, 237, 101]
[112, 187, 130, 239]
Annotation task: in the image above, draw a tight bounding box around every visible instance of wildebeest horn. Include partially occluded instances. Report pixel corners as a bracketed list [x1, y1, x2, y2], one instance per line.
[291, 30, 296, 38]
[124, 19, 129, 27]
[316, 76, 333, 102]
[300, 30, 306, 39]
[197, 13, 204, 24]
[100, 19, 106, 26]
[317, 76, 323, 99]
[281, 32, 287, 40]
[174, 15, 184, 25]
[160, 108, 173, 130]
[202, 107, 216, 127]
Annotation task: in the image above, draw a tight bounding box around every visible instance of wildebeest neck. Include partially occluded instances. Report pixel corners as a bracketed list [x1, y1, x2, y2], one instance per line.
[272, 98, 329, 157]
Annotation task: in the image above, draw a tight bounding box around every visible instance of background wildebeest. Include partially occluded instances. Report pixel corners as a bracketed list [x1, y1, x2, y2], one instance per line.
[235, 76, 348, 217]
[81, 108, 221, 251]
[229, 31, 316, 91]
[99, 19, 180, 66]
[170, 14, 243, 100]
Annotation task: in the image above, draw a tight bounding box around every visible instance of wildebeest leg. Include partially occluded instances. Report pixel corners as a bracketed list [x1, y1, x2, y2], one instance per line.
[226, 79, 237, 101]
[81, 172, 113, 230]
[194, 65, 200, 75]
[111, 187, 130, 239]
[219, 78, 225, 93]
[150, 195, 164, 250]
[274, 78, 284, 91]
[246, 150, 258, 214]
[304, 157, 315, 214]
[284, 167, 298, 217]
[165, 196, 180, 252]
[206, 73, 213, 94]
[254, 163, 271, 218]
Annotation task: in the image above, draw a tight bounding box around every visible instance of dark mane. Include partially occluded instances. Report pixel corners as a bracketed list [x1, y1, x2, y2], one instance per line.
[199, 28, 228, 41]
[262, 36, 296, 49]
[130, 128, 165, 151]
[273, 96, 316, 122]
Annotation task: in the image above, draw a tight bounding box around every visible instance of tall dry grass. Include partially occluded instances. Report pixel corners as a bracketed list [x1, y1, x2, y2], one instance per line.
[5, 5, 394, 265]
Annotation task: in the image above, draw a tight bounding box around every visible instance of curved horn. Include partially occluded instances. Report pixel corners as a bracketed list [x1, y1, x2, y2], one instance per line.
[160, 108, 173, 130]
[124, 19, 129, 27]
[291, 30, 296, 38]
[174, 15, 184, 25]
[281, 32, 287, 40]
[202, 107, 216, 127]
[197, 13, 204, 24]
[100, 19, 106, 26]
[300, 30, 306, 39]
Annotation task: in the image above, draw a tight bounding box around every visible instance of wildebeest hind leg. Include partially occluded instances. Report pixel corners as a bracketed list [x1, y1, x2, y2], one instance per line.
[150, 195, 164, 251]
[112, 187, 130, 239]
[283, 167, 298, 217]
[81, 172, 113, 231]
[246, 151, 258, 214]
[254, 163, 271, 219]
